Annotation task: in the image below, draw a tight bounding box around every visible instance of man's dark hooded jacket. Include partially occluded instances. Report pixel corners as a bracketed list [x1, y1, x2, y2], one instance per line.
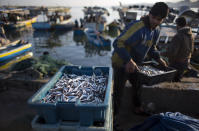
[165, 26, 194, 65]
[112, 16, 160, 67]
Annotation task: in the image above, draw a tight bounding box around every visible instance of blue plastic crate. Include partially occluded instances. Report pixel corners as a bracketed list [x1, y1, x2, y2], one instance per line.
[28, 65, 112, 126]
[31, 96, 112, 131]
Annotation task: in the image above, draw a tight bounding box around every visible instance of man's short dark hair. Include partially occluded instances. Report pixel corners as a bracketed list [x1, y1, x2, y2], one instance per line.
[176, 17, 186, 27]
[150, 2, 169, 18]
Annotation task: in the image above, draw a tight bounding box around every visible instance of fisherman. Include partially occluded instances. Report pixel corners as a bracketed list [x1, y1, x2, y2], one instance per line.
[162, 17, 198, 81]
[111, 2, 169, 127]
[51, 14, 56, 23]
[75, 19, 79, 28]
[54, 12, 60, 23]
[80, 18, 84, 28]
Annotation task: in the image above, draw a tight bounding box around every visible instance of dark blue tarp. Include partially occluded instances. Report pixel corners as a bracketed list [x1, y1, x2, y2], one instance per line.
[129, 112, 199, 131]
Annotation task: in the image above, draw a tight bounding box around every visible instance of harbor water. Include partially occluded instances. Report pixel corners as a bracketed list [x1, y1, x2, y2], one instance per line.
[4, 7, 120, 67]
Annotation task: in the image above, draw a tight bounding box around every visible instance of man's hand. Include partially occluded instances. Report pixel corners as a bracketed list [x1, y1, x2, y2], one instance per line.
[125, 59, 140, 73]
[158, 58, 168, 67]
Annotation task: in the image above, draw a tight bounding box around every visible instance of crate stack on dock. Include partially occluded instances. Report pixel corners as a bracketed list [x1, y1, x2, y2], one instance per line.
[28, 66, 113, 131]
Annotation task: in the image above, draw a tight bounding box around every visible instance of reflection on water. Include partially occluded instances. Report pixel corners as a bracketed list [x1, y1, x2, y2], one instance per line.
[33, 30, 63, 48]
[73, 31, 86, 46]
[84, 40, 111, 57]
[4, 27, 113, 66]
[73, 30, 111, 57]
[3, 7, 117, 66]
[5, 25, 33, 41]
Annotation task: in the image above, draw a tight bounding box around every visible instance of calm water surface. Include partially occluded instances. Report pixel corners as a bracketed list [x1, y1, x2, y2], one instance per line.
[5, 7, 120, 67]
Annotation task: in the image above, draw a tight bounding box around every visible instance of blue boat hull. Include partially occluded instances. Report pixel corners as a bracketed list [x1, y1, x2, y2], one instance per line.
[84, 23, 106, 33]
[0, 42, 32, 62]
[32, 22, 74, 30]
[32, 22, 51, 30]
[85, 29, 111, 47]
[4, 24, 24, 30]
[0, 48, 32, 62]
[53, 24, 74, 30]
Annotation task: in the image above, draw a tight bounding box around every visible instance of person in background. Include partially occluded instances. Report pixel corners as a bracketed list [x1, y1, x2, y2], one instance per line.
[162, 17, 197, 81]
[74, 19, 79, 28]
[111, 2, 169, 126]
[80, 18, 84, 28]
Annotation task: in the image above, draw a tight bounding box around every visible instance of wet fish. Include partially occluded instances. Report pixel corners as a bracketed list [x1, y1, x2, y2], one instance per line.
[139, 65, 165, 76]
[41, 73, 108, 104]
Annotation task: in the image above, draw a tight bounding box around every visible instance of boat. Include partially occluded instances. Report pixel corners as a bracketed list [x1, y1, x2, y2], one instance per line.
[115, 4, 149, 30]
[0, 40, 32, 62]
[0, 8, 38, 30]
[84, 28, 111, 47]
[32, 7, 74, 30]
[82, 6, 109, 32]
[0, 52, 33, 71]
[118, 8, 138, 26]
[178, 6, 199, 28]
[73, 28, 85, 36]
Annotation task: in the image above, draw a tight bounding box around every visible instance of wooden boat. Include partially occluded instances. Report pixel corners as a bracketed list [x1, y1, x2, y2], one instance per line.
[0, 52, 33, 71]
[0, 40, 32, 62]
[82, 6, 109, 32]
[4, 17, 37, 30]
[32, 7, 74, 30]
[0, 8, 38, 30]
[84, 22, 106, 33]
[118, 8, 138, 26]
[84, 28, 111, 47]
[116, 4, 149, 28]
[32, 19, 74, 30]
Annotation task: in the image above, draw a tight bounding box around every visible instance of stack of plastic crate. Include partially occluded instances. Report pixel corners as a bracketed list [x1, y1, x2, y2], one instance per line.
[28, 65, 113, 131]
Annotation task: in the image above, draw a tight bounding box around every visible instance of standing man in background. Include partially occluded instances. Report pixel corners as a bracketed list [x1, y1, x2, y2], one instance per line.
[111, 2, 169, 127]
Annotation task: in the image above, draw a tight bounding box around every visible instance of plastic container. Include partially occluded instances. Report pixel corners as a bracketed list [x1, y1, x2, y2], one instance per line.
[137, 61, 176, 86]
[31, 95, 113, 131]
[28, 65, 112, 126]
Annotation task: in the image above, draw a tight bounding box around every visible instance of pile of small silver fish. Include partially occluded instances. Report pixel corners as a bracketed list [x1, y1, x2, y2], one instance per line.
[41, 73, 108, 104]
[139, 65, 165, 76]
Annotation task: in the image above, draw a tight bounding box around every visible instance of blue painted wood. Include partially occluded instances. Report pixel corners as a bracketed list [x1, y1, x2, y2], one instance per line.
[84, 28, 111, 47]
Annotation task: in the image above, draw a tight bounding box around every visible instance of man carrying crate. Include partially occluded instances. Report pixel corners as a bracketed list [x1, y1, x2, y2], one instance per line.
[111, 2, 169, 129]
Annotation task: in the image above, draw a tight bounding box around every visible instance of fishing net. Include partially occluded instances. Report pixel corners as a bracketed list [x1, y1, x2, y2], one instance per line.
[11, 54, 69, 78]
